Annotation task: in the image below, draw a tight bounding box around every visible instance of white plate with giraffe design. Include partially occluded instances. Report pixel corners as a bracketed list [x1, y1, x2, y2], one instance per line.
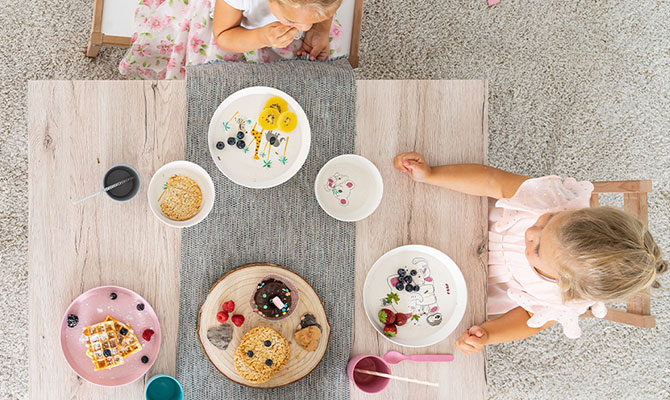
[363, 245, 467, 347]
[208, 87, 311, 189]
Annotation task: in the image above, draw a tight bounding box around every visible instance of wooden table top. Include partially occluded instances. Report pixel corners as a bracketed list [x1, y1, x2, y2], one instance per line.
[27, 80, 488, 400]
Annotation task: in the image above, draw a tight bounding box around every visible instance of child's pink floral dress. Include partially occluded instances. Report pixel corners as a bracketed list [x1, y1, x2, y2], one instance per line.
[119, 0, 347, 80]
[487, 176, 608, 339]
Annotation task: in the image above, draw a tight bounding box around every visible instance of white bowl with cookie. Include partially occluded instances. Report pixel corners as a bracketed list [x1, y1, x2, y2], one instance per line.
[148, 160, 215, 228]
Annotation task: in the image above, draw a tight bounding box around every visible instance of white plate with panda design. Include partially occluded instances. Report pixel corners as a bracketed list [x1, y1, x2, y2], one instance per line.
[208, 86, 311, 189]
[314, 154, 383, 222]
[363, 245, 468, 347]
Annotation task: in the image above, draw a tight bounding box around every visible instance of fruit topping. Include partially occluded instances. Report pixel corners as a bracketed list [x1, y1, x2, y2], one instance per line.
[277, 111, 297, 133]
[259, 108, 280, 130]
[231, 314, 245, 327]
[216, 311, 229, 323]
[395, 313, 408, 326]
[378, 308, 396, 324]
[110, 292, 117, 300]
[227, 137, 236, 146]
[236, 140, 246, 149]
[216, 141, 225, 150]
[66, 314, 79, 328]
[137, 303, 145, 311]
[141, 356, 149, 363]
[264, 96, 288, 114]
[142, 329, 155, 341]
[222, 300, 235, 313]
[383, 324, 397, 337]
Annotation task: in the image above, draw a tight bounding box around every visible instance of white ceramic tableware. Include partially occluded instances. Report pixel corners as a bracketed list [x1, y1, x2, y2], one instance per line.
[314, 154, 383, 222]
[147, 160, 215, 228]
[207, 86, 311, 189]
[363, 245, 467, 347]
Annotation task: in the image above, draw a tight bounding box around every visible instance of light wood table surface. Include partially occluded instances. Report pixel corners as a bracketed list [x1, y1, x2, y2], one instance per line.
[27, 80, 487, 399]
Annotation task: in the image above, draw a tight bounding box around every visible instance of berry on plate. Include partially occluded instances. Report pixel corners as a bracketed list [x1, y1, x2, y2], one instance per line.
[216, 311, 229, 323]
[231, 314, 245, 327]
[383, 324, 397, 337]
[142, 329, 155, 341]
[378, 308, 396, 325]
[395, 313, 408, 326]
[222, 300, 235, 313]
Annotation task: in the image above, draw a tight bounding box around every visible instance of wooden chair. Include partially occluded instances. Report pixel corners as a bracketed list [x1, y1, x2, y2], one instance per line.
[582, 180, 656, 328]
[86, 0, 364, 67]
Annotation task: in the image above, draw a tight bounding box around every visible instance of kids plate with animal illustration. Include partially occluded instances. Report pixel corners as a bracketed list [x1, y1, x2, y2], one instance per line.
[363, 245, 467, 347]
[208, 87, 311, 189]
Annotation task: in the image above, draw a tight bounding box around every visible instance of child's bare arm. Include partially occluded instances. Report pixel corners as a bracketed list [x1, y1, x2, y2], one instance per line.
[455, 307, 556, 354]
[393, 152, 529, 199]
[213, 1, 297, 52]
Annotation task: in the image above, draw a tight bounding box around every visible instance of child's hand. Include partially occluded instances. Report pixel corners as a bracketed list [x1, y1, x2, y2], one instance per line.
[297, 25, 330, 61]
[260, 22, 299, 49]
[393, 152, 432, 182]
[455, 326, 488, 355]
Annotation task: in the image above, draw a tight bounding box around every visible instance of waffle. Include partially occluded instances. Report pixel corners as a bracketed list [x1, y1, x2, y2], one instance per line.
[82, 316, 142, 371]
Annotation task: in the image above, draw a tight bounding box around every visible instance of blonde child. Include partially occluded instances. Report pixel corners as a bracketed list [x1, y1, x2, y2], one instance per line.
[213, 0, 343, 61]
[393, 152, 666, 354]
[120, 0, 346, 80]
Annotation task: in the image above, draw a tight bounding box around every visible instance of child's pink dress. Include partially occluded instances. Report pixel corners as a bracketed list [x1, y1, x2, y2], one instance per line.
[119, 0, 347, 80]
[487, 176, 608, 339]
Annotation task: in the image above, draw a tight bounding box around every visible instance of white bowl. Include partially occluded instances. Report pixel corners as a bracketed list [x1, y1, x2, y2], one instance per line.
[363, 245, 468, 347]
[147, 160, 215, 228]
[314, 154, 383, 222]
[207, 86, 311, 189]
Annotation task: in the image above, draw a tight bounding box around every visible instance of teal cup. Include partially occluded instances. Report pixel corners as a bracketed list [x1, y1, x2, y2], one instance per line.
[145, 374, 183, 400]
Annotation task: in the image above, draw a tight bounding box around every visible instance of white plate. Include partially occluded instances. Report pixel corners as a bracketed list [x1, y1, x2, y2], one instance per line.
[363, 245, 467, 347]
[314, 154, 383, 222]
[208, 87, 311, 189]
[147, 160, 215, 228]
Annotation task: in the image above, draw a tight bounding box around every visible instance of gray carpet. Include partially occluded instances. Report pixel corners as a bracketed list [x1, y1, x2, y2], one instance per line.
[1, 0, 668, 399]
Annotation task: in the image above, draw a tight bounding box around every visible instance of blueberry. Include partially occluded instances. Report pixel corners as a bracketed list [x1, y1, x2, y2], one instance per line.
[227, 137, 236, 146]
[397, 268, 406, 276]
[119, 327, 128, 336]
[66, 314, 78, 328]
[237, 131, 245, 139]
[264, 340, 271, 347]
[137, 303, 145, 311]
[236, 140, 246, 149]
[265, 359, 273, 366]
[414, 285, 421, 292]
[395, 282, 404, 291]
[103, 349, 111, 357]
[247, 350, 254, 357]
[141, 356, 149, 364]
[403, 276, 412, 284]
[216, 141, 225, 150]
[269, 136, 276, 145]
[410, 269, 417, 276]
[109, 292, 117, 300]
[405, 284, 413, 292]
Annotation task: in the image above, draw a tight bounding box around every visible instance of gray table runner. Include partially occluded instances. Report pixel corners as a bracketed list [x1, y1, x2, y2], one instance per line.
[177, 59, 355, 399]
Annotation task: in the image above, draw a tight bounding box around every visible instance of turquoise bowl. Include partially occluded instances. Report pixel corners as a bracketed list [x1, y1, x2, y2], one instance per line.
[145, 374, 184, 400]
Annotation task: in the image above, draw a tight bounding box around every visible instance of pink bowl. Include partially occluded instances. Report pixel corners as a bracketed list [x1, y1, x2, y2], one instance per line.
[347, 355, 391, 394]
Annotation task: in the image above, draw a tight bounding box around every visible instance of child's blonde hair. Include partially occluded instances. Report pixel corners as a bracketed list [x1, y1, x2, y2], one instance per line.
[555, 206, 667, 302]
[271, 0, 342, 16]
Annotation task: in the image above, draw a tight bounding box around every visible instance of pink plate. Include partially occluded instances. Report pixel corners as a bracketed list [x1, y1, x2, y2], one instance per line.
[59, 285, 161, 387]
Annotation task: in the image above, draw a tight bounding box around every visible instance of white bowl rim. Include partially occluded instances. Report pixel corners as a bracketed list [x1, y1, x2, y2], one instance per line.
[362, 244, 468, 348]
[147, 160, 215, 228]
[314, 154, 384, 222]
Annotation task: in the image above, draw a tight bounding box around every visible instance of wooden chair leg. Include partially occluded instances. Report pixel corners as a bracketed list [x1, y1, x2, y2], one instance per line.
[87, 32, 103, 58]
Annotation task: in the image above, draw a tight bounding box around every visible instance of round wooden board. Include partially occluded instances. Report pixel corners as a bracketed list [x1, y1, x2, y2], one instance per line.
[197, 263, 331, 388]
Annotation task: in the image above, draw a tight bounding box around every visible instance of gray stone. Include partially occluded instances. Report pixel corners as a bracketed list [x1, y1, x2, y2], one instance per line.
[207, 324, 233, 351]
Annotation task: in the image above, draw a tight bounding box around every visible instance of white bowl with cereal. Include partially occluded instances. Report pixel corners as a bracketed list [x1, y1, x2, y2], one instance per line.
[148, 160, 215, 228]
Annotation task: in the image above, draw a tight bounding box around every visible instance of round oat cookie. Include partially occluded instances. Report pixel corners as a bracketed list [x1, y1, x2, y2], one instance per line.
[234, 327, 289, 384]
[160, 175, 202, 221]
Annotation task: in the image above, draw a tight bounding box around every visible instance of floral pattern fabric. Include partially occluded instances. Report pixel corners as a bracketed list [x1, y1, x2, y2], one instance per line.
[120, 0, 347, 80]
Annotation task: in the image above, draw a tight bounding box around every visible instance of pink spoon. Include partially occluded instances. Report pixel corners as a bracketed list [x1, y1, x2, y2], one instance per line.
[383, 350, 454, 364]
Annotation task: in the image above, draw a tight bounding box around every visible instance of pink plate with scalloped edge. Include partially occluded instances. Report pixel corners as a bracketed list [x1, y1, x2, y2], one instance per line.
[59, 285, 161, 386]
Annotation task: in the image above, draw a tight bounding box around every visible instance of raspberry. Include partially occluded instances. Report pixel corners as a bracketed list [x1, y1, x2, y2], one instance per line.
[222, 300, 235, 313]
[231, 314, 245, 327]
[216, 311, 229, 323]
[142, 329, 155, 341]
